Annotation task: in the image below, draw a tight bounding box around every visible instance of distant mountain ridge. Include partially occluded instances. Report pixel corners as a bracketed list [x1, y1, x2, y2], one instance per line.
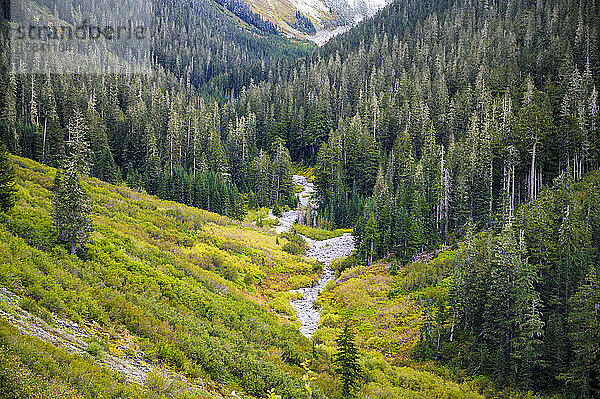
[244, 0, 392, 40]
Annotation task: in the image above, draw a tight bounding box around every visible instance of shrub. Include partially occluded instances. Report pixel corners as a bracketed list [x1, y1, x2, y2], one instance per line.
[222, 263, 239, 282]
[145, 369, 189, 396]
[281, 231, 308, 255]
[244, 273, 255, 286]
[312, 261, 324, 274]
[18, 297, 38, 313]
[289, 275, 313, 289]
[282, 242, 297, 254]
[292, 224, 351, 241]
[269, 291, 300, 318]
[85, 341, 104, 357]
[332, 255, 356, 276]
[401, 249, 456, 291]
[244, 207, 279, 228]
[210, 254, 223, 271]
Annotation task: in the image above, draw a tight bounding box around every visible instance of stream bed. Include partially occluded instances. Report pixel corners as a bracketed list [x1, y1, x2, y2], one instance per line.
[277, 175, 355, 338]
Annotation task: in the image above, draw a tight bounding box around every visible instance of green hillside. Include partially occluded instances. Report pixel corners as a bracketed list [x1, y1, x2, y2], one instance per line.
[0, 155, 537, 398]
[1, 0, 599, 395]
[0, 155, 319, 398]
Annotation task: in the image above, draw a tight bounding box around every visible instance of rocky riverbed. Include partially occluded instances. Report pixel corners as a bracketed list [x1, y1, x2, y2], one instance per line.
[277, 175, 355, 338]
[291, 233, 354, 337]
[274, 175, 314, 234]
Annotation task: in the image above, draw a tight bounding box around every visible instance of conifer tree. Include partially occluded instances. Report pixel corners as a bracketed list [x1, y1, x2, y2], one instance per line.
[0, 143, 16, 212]
[251, 149, 271, 207]
[2, 71, 17, 153]
[144, 132, 162, 195]
[271, 138, 293, 207]
[206, 125, 228, 174]
[52, 111, 93, 255]
[334, 323, 361, 397]
[563, 267, 600, 398]
[512, 231, 545, 388]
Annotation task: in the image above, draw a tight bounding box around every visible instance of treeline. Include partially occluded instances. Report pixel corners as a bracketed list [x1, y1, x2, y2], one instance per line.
[0, 69, 300, 218]
[194, 0, 599, 261]
[152, 0, 309, 99]
[0, 0, 305, 219]
[2, 0, 599, 240]
[304, 0, 599, 262]
[413, 171, 600, 396]
[12, 0, 306, 98]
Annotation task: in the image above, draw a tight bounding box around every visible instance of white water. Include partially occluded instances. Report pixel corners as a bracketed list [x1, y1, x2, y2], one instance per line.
[276, 175, 355, 338]
[292, 233, 354, 337]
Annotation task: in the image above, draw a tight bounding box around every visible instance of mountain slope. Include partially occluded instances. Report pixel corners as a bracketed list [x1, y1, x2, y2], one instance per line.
[325, 0, 391, 23]
[0, 155, 319, 398]
[0, 155, 521, 399]
[245, 0, 342, 36]
[244, 0, 391, 40]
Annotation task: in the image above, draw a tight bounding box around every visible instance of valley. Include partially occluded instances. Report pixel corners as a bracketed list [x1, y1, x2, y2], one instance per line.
[0, 154, 502, 399]
[243, 0, 391, 41]
[1, 0, 599, 397]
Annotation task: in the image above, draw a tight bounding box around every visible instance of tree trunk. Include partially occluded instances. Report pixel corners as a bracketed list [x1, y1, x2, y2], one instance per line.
[187, 114, 191, 165]
[489, 159, 493, 225]
[169, 136, 173, 177]
[42, 118, 47, 164]
[511, 165, 515, 217]
[276, 174, 280, 204]
[450, 311, 455, 342]
[529, 139, 537, 200]
[193, 138, 196, 178]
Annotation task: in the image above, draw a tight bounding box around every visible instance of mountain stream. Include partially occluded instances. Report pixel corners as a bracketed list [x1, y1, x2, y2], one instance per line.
[276, 175, 355, 338]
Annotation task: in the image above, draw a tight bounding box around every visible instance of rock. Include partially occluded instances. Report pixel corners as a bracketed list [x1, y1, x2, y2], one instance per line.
[0, 286, 153, 385]
[275, 176, 355, 338]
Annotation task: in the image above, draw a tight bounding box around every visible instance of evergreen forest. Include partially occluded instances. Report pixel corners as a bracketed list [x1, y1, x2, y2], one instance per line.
[0, 0, 599, 397]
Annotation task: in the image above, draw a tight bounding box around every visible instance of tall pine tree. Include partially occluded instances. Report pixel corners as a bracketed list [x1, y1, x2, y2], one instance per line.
[0, 143, 16, 212]
[52, 111, 93, 255]
[334, 323, 362, 397]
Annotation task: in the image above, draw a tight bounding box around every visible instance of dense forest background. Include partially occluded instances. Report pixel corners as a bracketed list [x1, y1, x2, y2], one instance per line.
[1, 0, 600, 396]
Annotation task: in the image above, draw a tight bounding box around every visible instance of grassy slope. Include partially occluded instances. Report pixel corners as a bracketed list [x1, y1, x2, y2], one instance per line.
[0, 155, 525, 399]
[315, 250, 551, 398]
[315, 262, 422, 359]
[0, 155, 319, 398]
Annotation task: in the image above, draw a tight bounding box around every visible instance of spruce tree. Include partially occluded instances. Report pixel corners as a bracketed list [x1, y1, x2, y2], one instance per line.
[271, 138, 293, 207]
[563, 267, 600, 398]
[334, 323, 361, 397]
[359, 209, 379, 266]
[0, 143, 16, 212]
[52, 111, 93, 255]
